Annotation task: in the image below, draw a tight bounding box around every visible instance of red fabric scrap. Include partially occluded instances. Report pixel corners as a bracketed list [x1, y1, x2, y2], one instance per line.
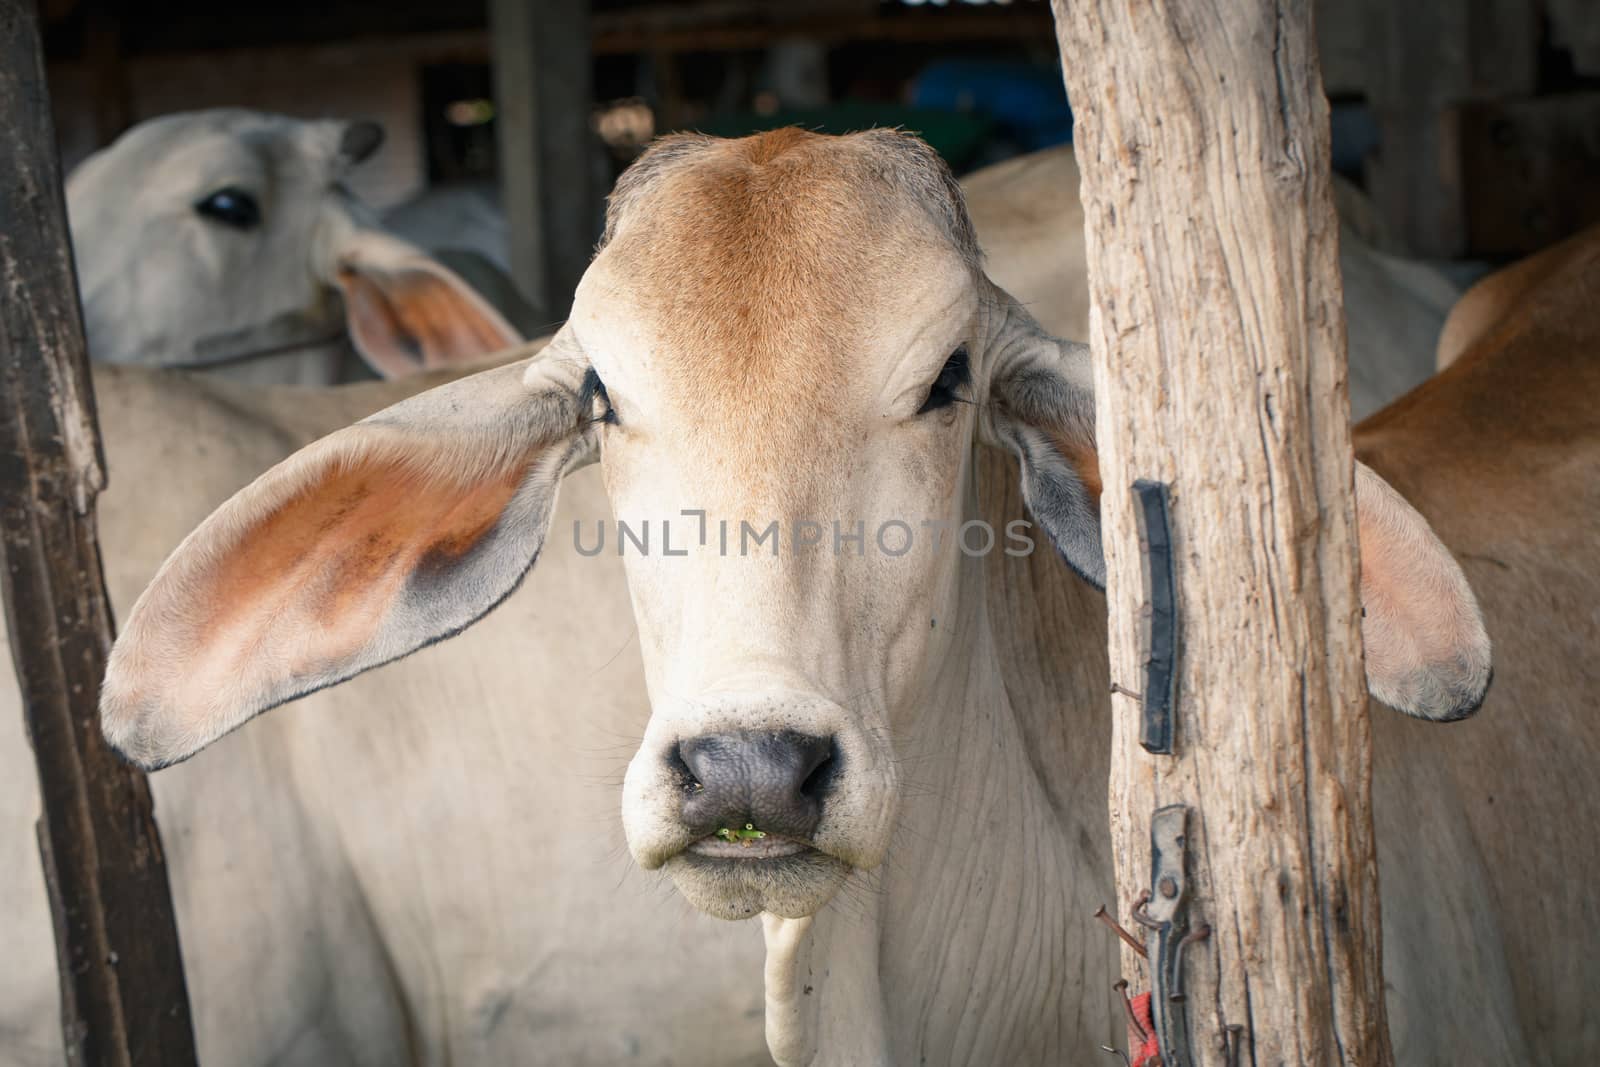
[1129, 991, 1161, 1067]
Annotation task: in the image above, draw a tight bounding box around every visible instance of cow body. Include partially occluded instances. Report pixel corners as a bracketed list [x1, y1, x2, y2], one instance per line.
[1359, 228, 1600, 1062]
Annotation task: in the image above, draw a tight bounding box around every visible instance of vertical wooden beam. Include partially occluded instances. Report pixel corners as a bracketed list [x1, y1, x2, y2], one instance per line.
[1052, 1, 1391, 1064]
[490, 0, 596, 322]
[83, 0, 131, 148]
[1362, 0, 1536, 257]
[0, 2, 198, 1064]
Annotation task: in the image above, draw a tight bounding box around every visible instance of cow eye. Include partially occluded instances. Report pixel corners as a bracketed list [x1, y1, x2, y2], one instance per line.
[581, 367, 619, 426]
[918, 345, 971, 414]
[194, 187, 262, 230]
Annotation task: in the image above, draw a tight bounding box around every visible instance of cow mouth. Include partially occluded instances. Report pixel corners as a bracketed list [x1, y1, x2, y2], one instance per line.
[666, 841, 851, 920]
[687, 833, 811, 860]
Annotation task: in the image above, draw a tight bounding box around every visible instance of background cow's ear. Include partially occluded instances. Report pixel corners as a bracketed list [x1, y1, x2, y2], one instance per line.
[101, 348, 591, 770]
[336, 231, 524, 378]
[1356, 462, 1492, 721]
[984, 328, 1105, 588]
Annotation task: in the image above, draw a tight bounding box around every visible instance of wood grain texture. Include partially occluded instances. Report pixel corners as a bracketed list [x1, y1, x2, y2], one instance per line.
[1051, 1, 1391, 1063]
[0, 1, 197, 1063]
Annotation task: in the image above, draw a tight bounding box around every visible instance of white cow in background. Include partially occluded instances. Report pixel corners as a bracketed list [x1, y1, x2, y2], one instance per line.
[963, 144, 1461, 420]
[66, 109, 522, 385]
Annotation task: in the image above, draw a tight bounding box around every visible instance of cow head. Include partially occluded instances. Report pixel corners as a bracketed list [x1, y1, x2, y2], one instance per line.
[101, 130, 1491, 924]
[66, 109, 520, 385]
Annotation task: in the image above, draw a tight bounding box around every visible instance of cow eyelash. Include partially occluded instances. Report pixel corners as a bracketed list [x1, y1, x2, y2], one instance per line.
[580, 367, 619, 427]
[918, 345, 971, 415]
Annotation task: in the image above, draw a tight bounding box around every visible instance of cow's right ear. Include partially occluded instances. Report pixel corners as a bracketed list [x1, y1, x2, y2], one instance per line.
[101, 338, 596, 770]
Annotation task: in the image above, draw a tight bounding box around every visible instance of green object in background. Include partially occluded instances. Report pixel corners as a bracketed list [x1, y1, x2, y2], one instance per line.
[687, 101, 995, 172]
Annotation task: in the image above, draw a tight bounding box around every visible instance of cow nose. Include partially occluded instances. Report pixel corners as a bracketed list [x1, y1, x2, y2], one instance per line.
[676, 731, 837, 841]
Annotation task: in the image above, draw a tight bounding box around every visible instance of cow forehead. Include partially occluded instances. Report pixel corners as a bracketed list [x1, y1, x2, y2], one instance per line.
[73, 110, 340, 208]
[581, 129, 979, 424]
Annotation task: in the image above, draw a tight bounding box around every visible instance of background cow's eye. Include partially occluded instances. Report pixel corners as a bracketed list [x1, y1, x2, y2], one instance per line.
[582, 367, 619, 426]
[918, 345, 971, 414]
[194, 187, 262, 230]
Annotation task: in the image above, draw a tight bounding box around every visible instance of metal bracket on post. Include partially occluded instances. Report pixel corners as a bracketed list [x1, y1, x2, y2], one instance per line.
[1131, 479, 1178, 754]
[1136, 804, 1199, 1067]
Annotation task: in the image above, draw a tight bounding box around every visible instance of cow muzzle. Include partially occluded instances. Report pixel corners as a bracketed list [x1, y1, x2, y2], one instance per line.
[621, 689, 898, 920]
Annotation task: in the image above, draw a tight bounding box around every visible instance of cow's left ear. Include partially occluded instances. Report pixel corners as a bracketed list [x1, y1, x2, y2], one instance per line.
[335, 230, 524, 378]
[1354, 462, 1491, 721]
[982, 310, 1490, 722]
[982, 320, 1105, 588]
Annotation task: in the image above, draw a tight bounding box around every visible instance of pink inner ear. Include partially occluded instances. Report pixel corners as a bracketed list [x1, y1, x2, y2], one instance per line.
[1047, 426, 1103, 504]
[195, 458, 525, 679]
[1355, 464, 1490, 719]
[338, 265, 519, 377]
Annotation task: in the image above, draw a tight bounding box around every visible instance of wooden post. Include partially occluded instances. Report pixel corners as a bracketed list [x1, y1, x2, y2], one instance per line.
[490, 0, 597, 322]
[0, 2, 198, 1064]
[1362, 0, 1536, 257]
[1052, 2, 1391, 1064]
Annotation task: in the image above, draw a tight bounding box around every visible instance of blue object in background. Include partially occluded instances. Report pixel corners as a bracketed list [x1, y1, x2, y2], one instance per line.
[1329, 101, 1380, 180]
[911, 59, 1074, 153]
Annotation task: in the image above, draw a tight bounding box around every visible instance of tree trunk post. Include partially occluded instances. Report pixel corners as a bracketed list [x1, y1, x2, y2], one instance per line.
[0, 2, 198, 1063]
[490, 0, 597, 323]
[1051, 2, 1391, 1064]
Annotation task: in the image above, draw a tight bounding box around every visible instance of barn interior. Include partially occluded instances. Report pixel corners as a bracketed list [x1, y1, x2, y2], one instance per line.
[38, 0, 1600, 323]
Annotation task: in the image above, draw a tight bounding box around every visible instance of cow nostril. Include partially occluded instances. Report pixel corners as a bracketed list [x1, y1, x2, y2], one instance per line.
[799, 740, 838, 800]
[668, 741, 701, 792]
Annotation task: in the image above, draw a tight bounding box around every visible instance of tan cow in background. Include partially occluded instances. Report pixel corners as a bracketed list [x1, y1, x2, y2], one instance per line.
[90, 130, 1598, 1065]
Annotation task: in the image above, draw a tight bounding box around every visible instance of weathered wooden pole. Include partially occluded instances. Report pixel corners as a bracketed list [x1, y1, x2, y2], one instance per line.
[0, 2, 198, 1064]
[1052, 2, 1391, 1064]
[490, 0, 597, 322]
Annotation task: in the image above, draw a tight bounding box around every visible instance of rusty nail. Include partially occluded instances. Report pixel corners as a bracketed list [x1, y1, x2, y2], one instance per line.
[1130, 889, 1163, 930]
[1111, 682, 1144, 702]
[1094, 905, 1150, 960]
[1158, 875, 1178, 899]
[1223, 1024, 1244, 1067]
[1100, 1046, 1132, 1067]
[1113, 979, 1150, 1043]
[1168, 922, 1212, 1003]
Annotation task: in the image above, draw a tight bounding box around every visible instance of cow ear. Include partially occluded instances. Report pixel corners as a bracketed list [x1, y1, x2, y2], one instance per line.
[336, 232, 524, 378]
[984, 328, 1105, 588]
[101, 345, 594, 769]
[980, 312, 1489, 721]
[1356, 462, 1491, 721]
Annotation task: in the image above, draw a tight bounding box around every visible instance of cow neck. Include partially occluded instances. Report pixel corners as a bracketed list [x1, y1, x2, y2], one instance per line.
[761, 530, 1117, 1065]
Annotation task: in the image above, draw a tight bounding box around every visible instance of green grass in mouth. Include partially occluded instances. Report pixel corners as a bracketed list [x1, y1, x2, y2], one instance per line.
[715, 823, 767, 845]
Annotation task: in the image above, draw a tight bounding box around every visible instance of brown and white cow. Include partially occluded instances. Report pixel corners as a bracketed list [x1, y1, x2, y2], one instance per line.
[87, 129, 1598, 1065]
